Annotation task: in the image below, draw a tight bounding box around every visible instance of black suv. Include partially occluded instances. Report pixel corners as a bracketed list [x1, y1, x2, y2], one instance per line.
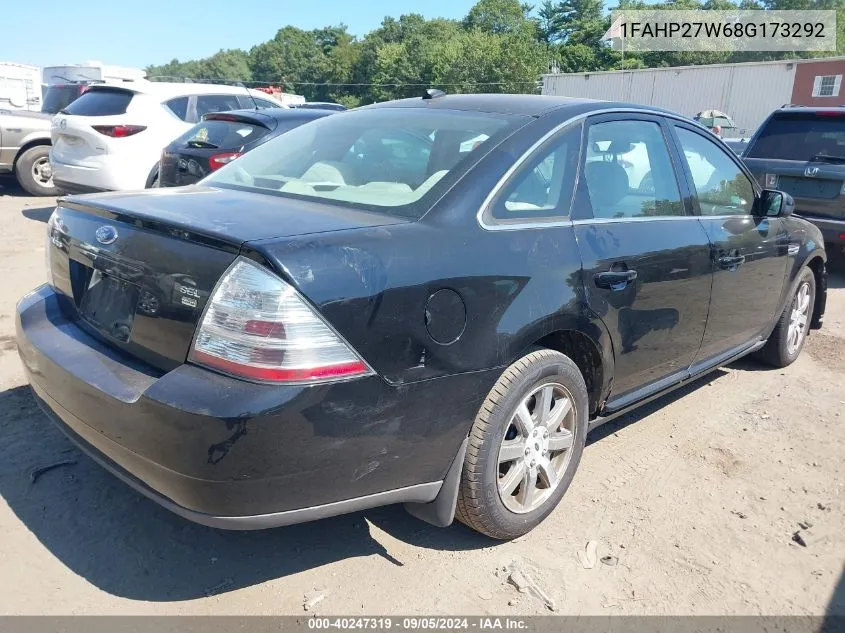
[744, 107, 845, 249]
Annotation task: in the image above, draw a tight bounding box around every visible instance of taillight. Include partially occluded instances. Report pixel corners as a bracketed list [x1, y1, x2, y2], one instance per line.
[188, 257, 371, 383]
[209, 151, 241, 171]
[92, 125, 147, 138]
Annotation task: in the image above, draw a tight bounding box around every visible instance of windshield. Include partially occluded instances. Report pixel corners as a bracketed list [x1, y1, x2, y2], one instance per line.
[42, 85, 84, 114]
[204, 107, 525, 219]
[746, 113, 845, 161]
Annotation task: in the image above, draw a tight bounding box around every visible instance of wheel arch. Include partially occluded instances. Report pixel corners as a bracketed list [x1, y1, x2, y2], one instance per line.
[13, 138, 51, 169]
[528, 326, 613, 416]
[806, 254, 827, 329]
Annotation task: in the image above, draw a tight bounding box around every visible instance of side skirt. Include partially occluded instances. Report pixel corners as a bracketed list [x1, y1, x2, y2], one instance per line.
[588, 339, 766, 432]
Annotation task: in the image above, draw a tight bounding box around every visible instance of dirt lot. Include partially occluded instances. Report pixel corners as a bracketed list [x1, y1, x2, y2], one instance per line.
[0, 177, 843, 616]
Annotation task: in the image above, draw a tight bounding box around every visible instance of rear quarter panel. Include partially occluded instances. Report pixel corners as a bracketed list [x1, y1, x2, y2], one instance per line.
[0, 112, 51, 169]
[250, 221, 594, 386]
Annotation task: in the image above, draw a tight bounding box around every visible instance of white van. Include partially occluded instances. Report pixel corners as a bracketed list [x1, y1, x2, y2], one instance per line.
[42, 62, 146, 85]
[0, 62, 42, 112]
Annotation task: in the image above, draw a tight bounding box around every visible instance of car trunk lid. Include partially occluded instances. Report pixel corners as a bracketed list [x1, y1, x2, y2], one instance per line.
[47, 187, 408, 371]
[744, 110, 845, 220]
[744, 157, 845, 220]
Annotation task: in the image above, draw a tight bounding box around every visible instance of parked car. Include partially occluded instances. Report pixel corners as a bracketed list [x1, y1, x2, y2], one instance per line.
[723, 137, 749, 156]
[42, 81, 103, 115]
[0, 108, 58, 195]
[49, 82, 289, 194]
[291, 102, 347, 111]
[17, 95, 827, 540]
[743, 107, 845, 250]
[159, 108, 334, 187]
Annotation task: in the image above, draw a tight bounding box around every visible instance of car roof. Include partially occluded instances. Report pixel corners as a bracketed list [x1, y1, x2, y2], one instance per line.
[84, 80, 284, 102]
[777, 105, 845, 113]
[361, 93, 680, 119]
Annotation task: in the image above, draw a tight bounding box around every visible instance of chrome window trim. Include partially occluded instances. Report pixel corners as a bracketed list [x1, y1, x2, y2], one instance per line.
[477, 107, 709, 232]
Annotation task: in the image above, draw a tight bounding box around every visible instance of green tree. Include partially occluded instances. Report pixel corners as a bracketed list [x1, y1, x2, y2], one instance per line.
[463, 0, 536, 35]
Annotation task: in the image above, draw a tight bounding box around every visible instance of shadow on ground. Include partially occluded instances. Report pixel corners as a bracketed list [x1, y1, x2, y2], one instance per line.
[586, 368, 729, 444]
[826, 569, 845, 620]
[0, 384, 492, 602]
[0, 176, 24, 196]
[0, 361, 742, 602]
[21, 206, 54, 223]
[827, 254, 845, 290]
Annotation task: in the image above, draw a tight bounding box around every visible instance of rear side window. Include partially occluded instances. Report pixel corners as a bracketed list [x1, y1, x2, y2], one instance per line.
[63, 89, 133, 116]
[487, 124, 580, 222]
[746, 113, 845, 161]
[165, 96, 189, 121]
[247, 97, 281, 110]
[196, 94, 242, 118]
[582, 120, 684, 219]
[173, 120, 270, 150]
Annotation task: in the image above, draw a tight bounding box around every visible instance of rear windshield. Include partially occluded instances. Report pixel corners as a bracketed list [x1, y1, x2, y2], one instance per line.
[173, 119, 270, 150]
[746, 113, 845, 161]
[42, 85, 84, 114]
[204, 107, 524, 219]
[62, 88, 133, 116]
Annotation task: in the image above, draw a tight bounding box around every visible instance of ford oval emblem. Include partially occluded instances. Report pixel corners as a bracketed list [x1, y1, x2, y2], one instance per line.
[95, 225, 118, 245]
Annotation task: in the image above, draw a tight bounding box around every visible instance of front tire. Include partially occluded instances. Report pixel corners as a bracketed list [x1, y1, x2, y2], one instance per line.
[456, 350, 588, 539]
[15, 146, 59, 196]
[758, 267, 815, 368]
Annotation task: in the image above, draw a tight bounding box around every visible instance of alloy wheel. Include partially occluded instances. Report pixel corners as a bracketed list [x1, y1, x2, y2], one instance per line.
[787, 281, 811, 356]
[497, 382, 577, 514]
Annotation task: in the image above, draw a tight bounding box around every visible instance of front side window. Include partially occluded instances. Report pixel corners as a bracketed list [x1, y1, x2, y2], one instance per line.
[676, 127, 755, 216]
[582, 120, 684, 219]
[205, 107, 524, 219]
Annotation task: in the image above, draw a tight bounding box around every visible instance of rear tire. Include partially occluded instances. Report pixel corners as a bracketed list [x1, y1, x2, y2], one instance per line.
[757, 267, 815, 368]
[15, 146, 59, 196]
[456, 349, 588, 539]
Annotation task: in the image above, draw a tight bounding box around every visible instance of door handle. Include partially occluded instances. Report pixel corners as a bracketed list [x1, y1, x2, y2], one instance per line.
[717, 254, 746, 270]
[594, 269, 638, 291]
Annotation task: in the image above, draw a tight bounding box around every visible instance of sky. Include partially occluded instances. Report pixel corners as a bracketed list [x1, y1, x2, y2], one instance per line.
[3, 0, 479, 70]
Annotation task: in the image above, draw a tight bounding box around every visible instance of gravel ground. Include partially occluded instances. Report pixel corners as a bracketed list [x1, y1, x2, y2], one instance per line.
[0, 178, 843, 616]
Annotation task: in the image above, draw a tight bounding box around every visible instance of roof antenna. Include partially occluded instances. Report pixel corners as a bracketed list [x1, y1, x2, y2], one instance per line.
[238, 82, 259, 110]
[423, 88, 446, 100]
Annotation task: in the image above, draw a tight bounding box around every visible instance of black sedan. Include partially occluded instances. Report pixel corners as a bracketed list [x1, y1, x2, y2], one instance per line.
[158, 108, 335, 187]
[17, 94, 827, 539]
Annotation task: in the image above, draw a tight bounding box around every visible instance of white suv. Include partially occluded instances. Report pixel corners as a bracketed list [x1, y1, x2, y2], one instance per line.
[50, 82, 288, 193]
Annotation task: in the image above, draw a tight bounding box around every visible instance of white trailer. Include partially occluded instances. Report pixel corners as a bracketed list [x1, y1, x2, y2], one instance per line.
[0, 62, 42, 112]
[542, 59, 802, 138]
[42, 62, 146, 85]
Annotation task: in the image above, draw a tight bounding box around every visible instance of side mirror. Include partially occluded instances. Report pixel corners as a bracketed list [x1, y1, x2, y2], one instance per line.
[759, 189, 794, 217]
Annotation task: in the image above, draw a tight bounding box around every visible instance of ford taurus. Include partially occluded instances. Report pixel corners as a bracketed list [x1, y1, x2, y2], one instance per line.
[16, 94, 828, 539]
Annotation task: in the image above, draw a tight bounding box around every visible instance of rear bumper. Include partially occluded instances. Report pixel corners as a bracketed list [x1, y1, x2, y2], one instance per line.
[53, 178, 110, 195]
[50, 152, 148, 192]
[16, 285, 493, 528]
